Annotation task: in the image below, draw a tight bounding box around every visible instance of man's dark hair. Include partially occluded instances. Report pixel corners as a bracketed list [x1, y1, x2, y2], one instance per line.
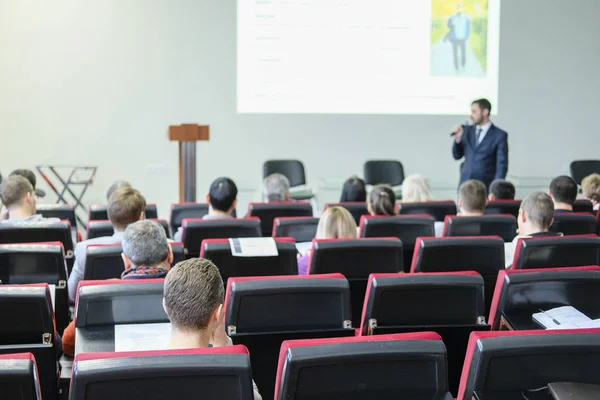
[369, 185, 396, 216]
[549, 175, 578, 206]
[489, 179, 516, 200]
[472, 98, 492, 115]
[340, 176, 366, 202]
[209, 177, 238, 212]
[10, 169, 36, 190]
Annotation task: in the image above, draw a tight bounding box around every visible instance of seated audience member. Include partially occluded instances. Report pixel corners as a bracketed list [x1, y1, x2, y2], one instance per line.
[67, 187, 146, 302]
[61, 219, 173, 356]
[457, 179, 487, 216]
[0, 176, 58, 223]
[368, 185, 396, 216]
[549, 175, 577, 212]
[340, 176, 367, 202]
[582, 173, 600, 212]
[173, 177, 238, 241]
[164, 258, 262, 400]
[105, 180, 132, 201]
[504, 192, 560, 268]
[401, 174, 434, 202]
[9, 169, 42, 195]
[488, 179, 516, 201]
[263, 173, 290, 202]
[297, 206, 357, 275]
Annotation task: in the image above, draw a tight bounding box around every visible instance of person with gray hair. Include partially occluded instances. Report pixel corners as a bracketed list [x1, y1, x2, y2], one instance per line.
[106, 180, 132, 201]
[504, 192, 562, 268]
[263, 173, 291, 202]
[121, 219, 173, 279]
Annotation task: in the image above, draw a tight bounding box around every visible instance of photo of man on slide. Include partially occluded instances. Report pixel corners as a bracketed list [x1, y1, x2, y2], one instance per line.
[430, 0, 488, 78]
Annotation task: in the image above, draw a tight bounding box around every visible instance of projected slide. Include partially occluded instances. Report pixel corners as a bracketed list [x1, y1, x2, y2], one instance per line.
[237, 0, 501, 115]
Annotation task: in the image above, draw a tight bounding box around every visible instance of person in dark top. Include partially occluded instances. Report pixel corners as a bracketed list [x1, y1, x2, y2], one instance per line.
[488, 179, 516, 201]
[368, 185, 396, 216]
[549, 175, 577, 212]
[340, 176, 366, 202]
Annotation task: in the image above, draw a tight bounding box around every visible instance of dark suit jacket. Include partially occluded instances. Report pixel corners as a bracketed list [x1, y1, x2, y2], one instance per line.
[452, 124, 508, 188]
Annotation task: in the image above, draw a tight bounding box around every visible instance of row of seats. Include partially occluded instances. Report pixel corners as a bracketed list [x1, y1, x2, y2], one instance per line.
[4, 269, 600, 399]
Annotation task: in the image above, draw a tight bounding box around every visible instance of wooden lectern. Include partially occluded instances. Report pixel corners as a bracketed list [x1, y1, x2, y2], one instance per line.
[168, 124, 210, 202]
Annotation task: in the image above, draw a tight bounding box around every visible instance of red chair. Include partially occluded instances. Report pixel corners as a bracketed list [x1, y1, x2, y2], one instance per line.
[396, 200, 457, 222]
[484, 199, 521, 218]
[549, 212, 598, 235]
[442, 214, 517, 242]
[0, 353, 42, 400]
[510, 234, 600, 269]
[272, 216, 319, 242]
[247, 202, 313, 236]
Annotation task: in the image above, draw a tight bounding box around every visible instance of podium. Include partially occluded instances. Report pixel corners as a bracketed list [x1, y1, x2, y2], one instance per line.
[168, 124, 210, 202]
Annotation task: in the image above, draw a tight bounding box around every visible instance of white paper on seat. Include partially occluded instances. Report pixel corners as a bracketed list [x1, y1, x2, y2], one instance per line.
[48, 284, 55, 311]
[533, 306, 591, 329]
[229, 238, 278, 257]
[114, 323, 171, 352]
[295, 242, 312, 256]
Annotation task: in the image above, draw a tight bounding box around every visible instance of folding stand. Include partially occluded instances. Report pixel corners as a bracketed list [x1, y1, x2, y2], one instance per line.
[36, 166, 97, 229]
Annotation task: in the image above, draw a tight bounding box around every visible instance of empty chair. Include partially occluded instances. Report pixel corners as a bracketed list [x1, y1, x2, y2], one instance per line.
[570, 159, 600, 185]
[247, 202, 313, 237]
[457, 329, 600, 400]
[87, 219, 170, 240]
[549, 212, 598, 235]
[263, 159, 314, 200]
[397, 200, 457, 222]
[275, 332, 452, 400]
[443, 215, 517, 242]
[150, 219, 171, 239]
[411, 236, 505, 316]
[0, 242, 69, 333]
[511, 235, 600, 270]
[70, 346, 255, 400]
[308, 238, 403, 327]
[364, 160, 405, 187]
[272, 217, 319, 242]
[574, 199, 594, 213]
[36, 203, 77, 227]
[225, 274, 355, 399]
[0, 353, 42, 400]
[88, 203, 158, 221]
[180, 218, 261, 258]
[324, 202, 370, 225]
[359, 215, 435, 271]
[200, 238, 298, 285]
[0, 284, 58, 400]
[169, 203, 239, 234]
[360, 272, 490, 396]
[484, 200, 521, 218]
[489, 266, 600, 331]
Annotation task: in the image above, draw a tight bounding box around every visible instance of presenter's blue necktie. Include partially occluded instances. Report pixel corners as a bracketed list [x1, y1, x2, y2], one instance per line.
[476, 127, 482, 146]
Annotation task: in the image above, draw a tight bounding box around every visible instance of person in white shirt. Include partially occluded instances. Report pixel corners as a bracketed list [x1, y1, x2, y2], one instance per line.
[504, 192, 561, 268]
[164, 258, 262, 400]
[0, 175, 58, 224]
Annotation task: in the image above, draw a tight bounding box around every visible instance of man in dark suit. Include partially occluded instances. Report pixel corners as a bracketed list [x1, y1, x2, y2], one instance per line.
[452, 99, 508, 189]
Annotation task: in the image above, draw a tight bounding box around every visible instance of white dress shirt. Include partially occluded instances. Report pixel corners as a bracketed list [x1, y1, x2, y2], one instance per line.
[475, 121, 492, 145]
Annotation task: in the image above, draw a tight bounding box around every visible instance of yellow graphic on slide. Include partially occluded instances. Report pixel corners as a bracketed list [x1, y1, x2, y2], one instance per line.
[430, 0, 488, 77]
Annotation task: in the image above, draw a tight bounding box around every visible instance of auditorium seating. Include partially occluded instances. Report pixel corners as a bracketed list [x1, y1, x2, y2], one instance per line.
[360, 272, 489, 395]
[570, 159, 600, 185]
[86, 219, 171, 240]
[225, 274, 354, 399]
[83, 242, 184, 280]
[70, 346, 255, 400]
[247, 202, 313, 236]
[0, 242, 69, 333]
[396, 200, 457, 222]
[549, 212, 598, 235]
[0, 284, 58, 400]
[88, 203, 158, 221]
[169, 203, 239, 234]
[364, 160, 405, 187]
[324, 202, 370, 225]
[263, 159, 314, 201]
[308, 238, 403, 327]
[511, 235, 600, 270]
[272, 217, 319, 242]
[359, 215, 435, 271]
[180, 218, 261, 258]
[457, 329, 600, 400]
[200, 238, 298, 285]
[574, 199, 594, 213]
[36, 203, 77, 227]
[484, 200, 521, 218]
[275, 332, 453, 400]
[411, 236, 505, 315]
[0, 353, 42, 400]
[443, 214, 517, 242]
[489, 266, 600, 330]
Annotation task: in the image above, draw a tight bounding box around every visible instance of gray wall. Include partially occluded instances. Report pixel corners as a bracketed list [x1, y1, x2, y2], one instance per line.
[1, 0, 599, 219]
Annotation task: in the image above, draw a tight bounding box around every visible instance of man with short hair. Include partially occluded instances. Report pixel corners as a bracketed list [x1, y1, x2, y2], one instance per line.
[488, 179, 516, 201]
[173, 177, 238, 241]
[549, 175, 578, 212]
[457, 179, 487, 216]
[62, 219, 173, 356]
[504, 192, 561, 268]
[263, 173, 290, 202]
[0, 176, 57, 223]
[68, 186, 146, 302]
[9, 169, 45, 198]
[164, 258, 262, 399]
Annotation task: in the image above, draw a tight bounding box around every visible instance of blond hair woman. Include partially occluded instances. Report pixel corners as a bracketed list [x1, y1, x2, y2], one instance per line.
[401, 174, 434, 203]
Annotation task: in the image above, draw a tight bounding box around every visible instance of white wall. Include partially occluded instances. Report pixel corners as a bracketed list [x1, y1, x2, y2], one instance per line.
[1, 0, 599, 222]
